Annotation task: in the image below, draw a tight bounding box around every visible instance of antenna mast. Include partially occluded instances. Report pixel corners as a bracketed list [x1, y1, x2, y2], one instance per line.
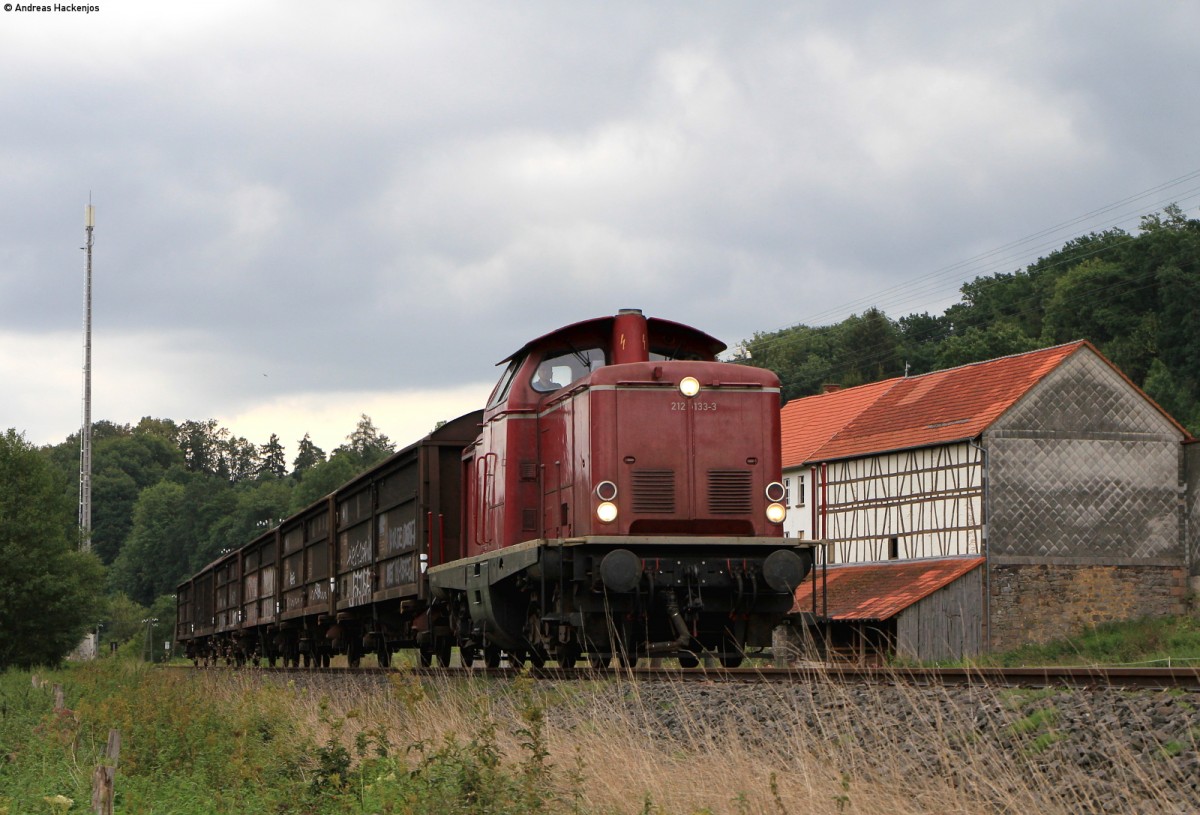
[79, 201, 94, 551]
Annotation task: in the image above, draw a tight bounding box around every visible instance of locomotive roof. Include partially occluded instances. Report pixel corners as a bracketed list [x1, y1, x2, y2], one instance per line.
[497, 312, 727, 364]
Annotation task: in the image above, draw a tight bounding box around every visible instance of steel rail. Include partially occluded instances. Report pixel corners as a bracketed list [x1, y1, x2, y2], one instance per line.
[172, 662, 1200, 690]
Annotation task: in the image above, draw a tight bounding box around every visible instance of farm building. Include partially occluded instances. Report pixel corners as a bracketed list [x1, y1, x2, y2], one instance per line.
[777, 341, 1193, 662]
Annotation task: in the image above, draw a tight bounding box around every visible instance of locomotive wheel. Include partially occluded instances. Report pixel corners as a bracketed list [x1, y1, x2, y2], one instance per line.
[377, 647, 391, 668]
[418, 648, 433, 668]
[460, 644, 477, 668]
[720, 624, 747, 668]
[720, 654, 744, 668]
[484, 644, 502, 668]
[436, 640, 452, 668]
[556, 641, 581, 669]
[588, 652, 610, 669]
[677, 652, 699, 668]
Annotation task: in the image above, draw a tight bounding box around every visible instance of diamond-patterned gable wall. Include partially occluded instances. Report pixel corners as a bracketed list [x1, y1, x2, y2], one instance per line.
[987, 350, 1185, 560]
[1186, 444, 1200, 576]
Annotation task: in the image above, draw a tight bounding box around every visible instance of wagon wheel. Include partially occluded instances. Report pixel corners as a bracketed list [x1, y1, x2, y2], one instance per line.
[720, 622, 746, 668]
[436, 639, 452, 668]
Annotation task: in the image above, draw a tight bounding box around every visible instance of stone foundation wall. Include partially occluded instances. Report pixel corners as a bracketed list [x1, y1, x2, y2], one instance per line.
[989, 560, 1188, 652]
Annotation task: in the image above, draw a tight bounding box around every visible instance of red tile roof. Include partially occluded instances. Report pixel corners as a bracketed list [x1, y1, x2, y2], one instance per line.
[780, 342, 1087, 464]
[779, 379, 895, 468]
[793, 556, 985, 621]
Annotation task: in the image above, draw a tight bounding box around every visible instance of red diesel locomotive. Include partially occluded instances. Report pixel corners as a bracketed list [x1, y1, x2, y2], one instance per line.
[176, 309, 817, 668]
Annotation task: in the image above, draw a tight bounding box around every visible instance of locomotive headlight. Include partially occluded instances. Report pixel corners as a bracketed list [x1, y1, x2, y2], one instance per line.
[766, 502, 787, 524]
[596, 501, 619, 524]
[679, 376, 701, 397]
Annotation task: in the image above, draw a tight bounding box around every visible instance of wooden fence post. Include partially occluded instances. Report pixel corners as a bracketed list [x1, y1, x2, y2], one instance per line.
[91, 729, 121, 815]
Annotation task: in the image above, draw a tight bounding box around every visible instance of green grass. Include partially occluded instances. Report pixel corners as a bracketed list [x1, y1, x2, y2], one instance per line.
[0, 662, 584, 815]
[977, 615, 1200, 668]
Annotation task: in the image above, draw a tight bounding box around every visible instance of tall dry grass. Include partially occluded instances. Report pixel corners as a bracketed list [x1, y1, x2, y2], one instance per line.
[11, 656, 1196, 813]
[194, 664, 1197, 814]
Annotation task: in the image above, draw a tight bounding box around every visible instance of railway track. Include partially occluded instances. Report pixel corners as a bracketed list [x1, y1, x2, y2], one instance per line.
[174, 662, 1200, 691]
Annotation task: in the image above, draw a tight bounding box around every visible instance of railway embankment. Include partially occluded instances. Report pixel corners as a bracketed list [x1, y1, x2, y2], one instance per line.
[557, 677, 1200, 814]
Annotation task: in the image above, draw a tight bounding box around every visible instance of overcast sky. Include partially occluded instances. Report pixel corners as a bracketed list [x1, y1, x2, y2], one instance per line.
[3, 0, 1199, 460]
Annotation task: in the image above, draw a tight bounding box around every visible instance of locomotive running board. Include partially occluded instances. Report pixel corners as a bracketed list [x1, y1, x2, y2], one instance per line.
[426, 535, 816, 594]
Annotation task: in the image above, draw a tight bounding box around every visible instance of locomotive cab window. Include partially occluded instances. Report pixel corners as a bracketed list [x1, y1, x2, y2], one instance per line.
[531, 347, 606, 393]
[487, 355, 524, 408]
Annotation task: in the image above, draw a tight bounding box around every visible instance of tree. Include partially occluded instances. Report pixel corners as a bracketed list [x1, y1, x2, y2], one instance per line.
[258, 433, 287, 479]
[204, 477, 293, 556]
[837, 308, 904, 386]
[935, 323, 1040, 369]
[288, 453, 363, 513]
[896, 311, 948, 377]
[108, 480, 192, 606]
[176, 419, 226, 475]
[0, 429, 104, 669]
[340, 414, 395, 465]
[292, 433, 326, 477]
[100, 593, 153, 651]
[222, 434, 260, 483]
[735, 322, 842, 402]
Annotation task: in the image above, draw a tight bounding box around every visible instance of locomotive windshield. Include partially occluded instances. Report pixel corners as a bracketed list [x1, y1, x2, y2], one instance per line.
[532, 346, 606, 393]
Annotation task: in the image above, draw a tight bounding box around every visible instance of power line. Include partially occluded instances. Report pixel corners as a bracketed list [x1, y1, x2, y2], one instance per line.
[747, 193, 1199, 396]
[760, 170, 1200, 334]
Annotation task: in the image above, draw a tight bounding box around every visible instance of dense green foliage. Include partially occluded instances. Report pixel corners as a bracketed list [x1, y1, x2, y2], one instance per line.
[1, 415, 398, 666]
[35, 413, 398, 608]
[0, 431, 105, 669]
[737, 205, 1200, 434]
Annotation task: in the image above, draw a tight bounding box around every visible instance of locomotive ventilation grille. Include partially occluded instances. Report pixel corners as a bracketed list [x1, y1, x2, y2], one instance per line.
[632, 469, 676, 513]
[707, 469, 753, 514]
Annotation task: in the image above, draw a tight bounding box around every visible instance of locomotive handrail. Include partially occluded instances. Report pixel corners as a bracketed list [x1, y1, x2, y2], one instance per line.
[437, 513, 445, 566]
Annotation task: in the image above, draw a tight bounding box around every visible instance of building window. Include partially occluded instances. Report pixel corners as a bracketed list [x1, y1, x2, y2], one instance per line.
[783, 478, 791, 506]
[796, 474, 806, 507]
[888, 536, 899, 560]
